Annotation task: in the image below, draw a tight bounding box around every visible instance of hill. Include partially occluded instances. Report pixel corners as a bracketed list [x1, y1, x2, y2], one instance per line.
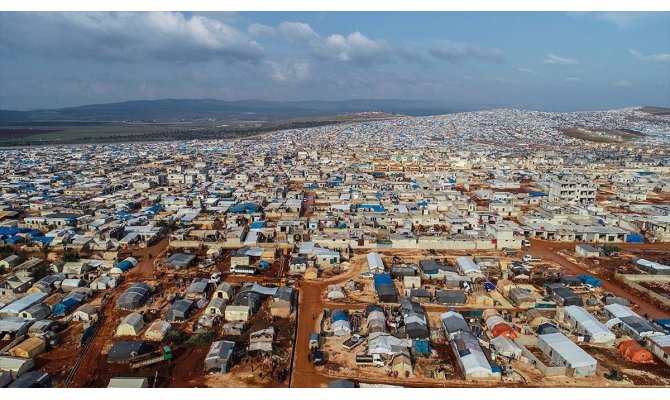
[0, 99, 470, 124]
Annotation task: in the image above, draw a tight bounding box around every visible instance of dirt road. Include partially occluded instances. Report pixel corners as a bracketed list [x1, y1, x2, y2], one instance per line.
[291, 257, 365, 388]
[67, 237, 169, 388]
[529, 239, 670, 318]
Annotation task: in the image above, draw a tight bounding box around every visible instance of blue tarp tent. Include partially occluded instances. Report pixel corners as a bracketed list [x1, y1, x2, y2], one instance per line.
[577, 274, 601, 287]
[626, 234, 644, 243]
[332, 310, 348, 322]
[230, 203, 258, 213]
[414, 339, 431, 356]
[117, 260, 134, 272]
[53, 300, 77, 316]
[374, 274, 393, 290]
[250, 221, 265, 229]
[652, 319, 670, 333]
[5, 236, 24, 244]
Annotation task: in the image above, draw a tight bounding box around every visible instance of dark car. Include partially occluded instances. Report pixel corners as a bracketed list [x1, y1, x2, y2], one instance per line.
[313, 350, 326, 366]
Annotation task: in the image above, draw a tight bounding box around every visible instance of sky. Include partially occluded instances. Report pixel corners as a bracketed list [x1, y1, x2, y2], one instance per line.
[0, 11, 669, 111]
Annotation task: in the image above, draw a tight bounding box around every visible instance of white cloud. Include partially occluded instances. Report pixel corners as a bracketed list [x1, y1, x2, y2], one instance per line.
[629, 49, 670, 62]
[428, 40, 505, 63]
[593, 12, 648, 28]
[611, 80, 633, 88]
[248, 23, 276, 37]
[277, 21, 320, 42]
[1, 12, 264, 63]
[486, 77, 514, 83]
[517, 67, 537, 75]
[565, 77, 581, 83]
[542, 53, 579, 65]
[266, 59, 312, 84]
[277, 21, 390, 66]
[567, 12, 657, 28]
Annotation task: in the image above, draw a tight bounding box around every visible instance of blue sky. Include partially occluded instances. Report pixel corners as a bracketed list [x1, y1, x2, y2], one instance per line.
[0, 11, 669, 111]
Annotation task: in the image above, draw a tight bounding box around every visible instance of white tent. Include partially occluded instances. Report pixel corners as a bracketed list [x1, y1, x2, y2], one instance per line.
[491, 336, 522, 359]
[367, 253, 384, 274]
[116, 313, 144, 336]
[145, 320, 171, 341]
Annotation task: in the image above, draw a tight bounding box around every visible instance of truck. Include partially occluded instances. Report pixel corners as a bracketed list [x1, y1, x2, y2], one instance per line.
[355, 353, 385, 367]
[129, 346, 173, 370]
[522, 254, 541, 263]
[342, 334, 364, 350]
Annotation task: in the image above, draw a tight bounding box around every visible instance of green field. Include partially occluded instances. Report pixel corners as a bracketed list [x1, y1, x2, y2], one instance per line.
[0, 113, 398, 147]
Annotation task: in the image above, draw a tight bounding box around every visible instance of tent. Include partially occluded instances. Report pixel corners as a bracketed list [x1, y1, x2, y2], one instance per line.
[204, 340, 235, 373]
[107, 340, 148, 362]
[116, 283, 153, 310]
[145, 320, 171, 341]
[491, 336, 522, 359]
[165, 300, 194, 322]
[8, 337, 46, 359]
[116, 313, 145, 336]
[618, 340, 654, 363]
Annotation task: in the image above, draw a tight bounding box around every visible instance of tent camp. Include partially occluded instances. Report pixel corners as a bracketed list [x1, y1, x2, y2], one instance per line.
[145, 320, 171, 341]
[165, 300, 194, 322]
[207, 297, 227, 316]
[367, 253, 384, 274]
[537, 332, 597, 377]
[108, 377, 149, 388]
[441, 311, 472, 339]
[332, 310, 352, 337]
[563, 306, 615, 344]
[116, 313, 145, 336]
[618, 340, 654, 363]
[451, 331, 499, 380]
[0, 355, 34, 378]
[491, 336, 522, 359]
[116, 282, 153, 310]
[8, 337, 46, 359]
[205, 340, 235, 373]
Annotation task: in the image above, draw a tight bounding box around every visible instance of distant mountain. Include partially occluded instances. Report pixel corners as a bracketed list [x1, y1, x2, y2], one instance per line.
[0, 98, 481, 124]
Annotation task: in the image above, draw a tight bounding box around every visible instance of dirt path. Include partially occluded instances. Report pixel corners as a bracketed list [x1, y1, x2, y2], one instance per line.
[67, 238, 169, 388]
[528, 239, 670, 318]
[291, 256, 365, 388]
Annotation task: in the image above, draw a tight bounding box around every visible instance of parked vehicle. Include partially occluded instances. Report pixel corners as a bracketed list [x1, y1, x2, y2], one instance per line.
[309, 332, 321, 350]
[523, 254, 541, 262]
[129, 346, 173, 370]
[355, 353, 385, 367]
[342, 334, 364, 350]
[359, 272, 374, 279]
[312, 350, 326, 366]
[209, 273, 221, 284]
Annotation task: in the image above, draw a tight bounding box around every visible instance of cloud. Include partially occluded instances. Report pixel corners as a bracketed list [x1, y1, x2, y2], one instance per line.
[611, 80, 633, 88]
[517, 67, 537, 75]
[565, 77, 581, 83]
[248, 23, 276, 37]
[428, 41, 505, 63]
[568, 12, 658, 28]
[0, 12, 264, 63]
[542, 53, 579, 65]
[277, 21, 320, 42]
[486, 77, 514, 84]
[397, 45, 429, 65]
[629, 49, 670, 62]
[277, 21, 390, 66]
[592, 12, 652, 28]
[266, 59, 312, 84]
